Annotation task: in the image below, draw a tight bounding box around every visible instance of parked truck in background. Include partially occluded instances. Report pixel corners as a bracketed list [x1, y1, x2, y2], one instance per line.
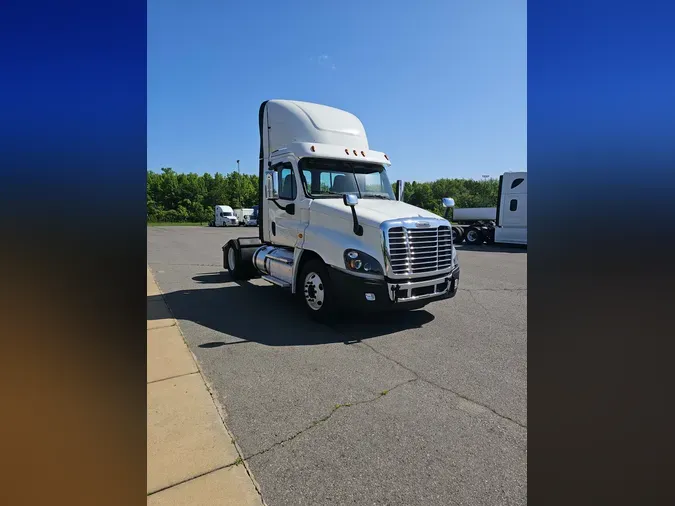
[234, 207, 256, 226]
[449, 171, 527, 246]
[249, 205, 259, 227]
[223, 100, 460, 321]
[210, 205, 238, 227]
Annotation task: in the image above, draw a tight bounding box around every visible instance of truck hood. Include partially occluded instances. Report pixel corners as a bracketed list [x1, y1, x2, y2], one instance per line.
[309, 198, 443, 228]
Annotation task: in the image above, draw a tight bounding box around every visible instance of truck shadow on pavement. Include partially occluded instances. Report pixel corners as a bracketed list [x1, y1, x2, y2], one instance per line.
[147, 272, 435, 347]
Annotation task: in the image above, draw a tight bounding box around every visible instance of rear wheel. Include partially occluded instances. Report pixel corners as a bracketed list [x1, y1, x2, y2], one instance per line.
[451, 227, 464, 244]
[465, 227, 484, 245]
[224, 241, 252, 280]
[299, 259, 337, 322]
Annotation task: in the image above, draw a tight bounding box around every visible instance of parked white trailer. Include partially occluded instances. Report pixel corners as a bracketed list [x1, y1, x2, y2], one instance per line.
[234, 208, 256, 226]
[449, 172, 527, 246]
[211, 205, 238, 227]
[222, 100, 460, 321]
[452, 207, 497, 222]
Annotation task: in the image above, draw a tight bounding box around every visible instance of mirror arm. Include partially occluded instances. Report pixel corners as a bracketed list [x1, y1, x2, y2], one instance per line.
[270, 199, 285, 210]
[351, 207, 363, 236]
[269, 199, 295, 215]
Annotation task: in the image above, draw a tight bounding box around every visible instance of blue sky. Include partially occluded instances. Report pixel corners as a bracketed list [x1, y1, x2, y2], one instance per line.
[148, 0, 526, 182]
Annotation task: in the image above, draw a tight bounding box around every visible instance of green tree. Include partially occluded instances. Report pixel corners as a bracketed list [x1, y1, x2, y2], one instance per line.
[147, 167, 503, 223]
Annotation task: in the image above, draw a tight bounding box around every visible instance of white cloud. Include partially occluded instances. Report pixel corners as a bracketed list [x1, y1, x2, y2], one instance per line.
[311, 54, 336, 70]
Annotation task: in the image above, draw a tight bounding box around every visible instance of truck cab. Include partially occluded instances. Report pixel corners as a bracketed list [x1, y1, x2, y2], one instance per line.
[223, 100, 459, 320]
[494, 172, 527, 245]
[215, 205, 238, 227]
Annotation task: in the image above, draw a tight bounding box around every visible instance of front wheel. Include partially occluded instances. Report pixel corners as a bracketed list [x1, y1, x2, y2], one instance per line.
[299, 259, 337, 322]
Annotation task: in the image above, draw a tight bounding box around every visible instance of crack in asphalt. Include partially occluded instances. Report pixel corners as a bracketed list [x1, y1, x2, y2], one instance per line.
[244, 377, 418, 462]
[462, 288, 527, 332]
[466, 289, 493, 316]
[356, 341, 527, 430]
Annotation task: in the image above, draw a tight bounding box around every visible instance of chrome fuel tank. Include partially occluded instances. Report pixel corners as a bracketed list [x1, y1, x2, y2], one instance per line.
[253, 245, 295, 286]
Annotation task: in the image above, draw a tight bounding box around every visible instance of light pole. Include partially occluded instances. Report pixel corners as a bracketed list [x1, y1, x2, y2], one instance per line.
[236, 160, 241, 208]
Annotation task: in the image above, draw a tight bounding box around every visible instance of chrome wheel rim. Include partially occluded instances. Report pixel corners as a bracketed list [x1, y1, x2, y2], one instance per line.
[467, 230, 478, 242]
[303, 272, 325, 311]
[227, 247, 236, 271]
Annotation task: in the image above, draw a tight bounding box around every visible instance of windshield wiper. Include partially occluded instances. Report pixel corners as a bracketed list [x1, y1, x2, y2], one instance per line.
[363, 194, 392, 199]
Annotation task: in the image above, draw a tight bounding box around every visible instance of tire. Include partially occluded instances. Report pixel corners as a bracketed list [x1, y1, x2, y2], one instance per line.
[451, 226, 464, 244]
[224, 241, 252, 280]
[464, 227, 484, 245]
[299, 259, 337, 322]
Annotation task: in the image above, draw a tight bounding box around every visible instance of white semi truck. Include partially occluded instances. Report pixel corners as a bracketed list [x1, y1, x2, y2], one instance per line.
[212, 205, 238, 227]
[449, 172, 527, 246]
[223, 100, 460, 321]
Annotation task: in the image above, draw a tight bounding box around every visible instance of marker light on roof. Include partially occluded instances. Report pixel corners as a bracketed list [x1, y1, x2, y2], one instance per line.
[345, 148, 349, 155]
[361, 151, 366, 157]
[384, 154, 389, 160]
[310, 145, 316, 152]
[353, 149, 358, 156]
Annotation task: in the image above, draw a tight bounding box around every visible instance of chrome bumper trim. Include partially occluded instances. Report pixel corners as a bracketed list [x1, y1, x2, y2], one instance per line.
[387, 273, 454, 302]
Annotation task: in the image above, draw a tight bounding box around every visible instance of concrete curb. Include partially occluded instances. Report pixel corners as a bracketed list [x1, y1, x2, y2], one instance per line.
[147, 266, 265, 505]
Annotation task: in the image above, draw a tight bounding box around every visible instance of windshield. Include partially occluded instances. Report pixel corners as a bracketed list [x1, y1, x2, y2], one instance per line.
[221, 211, 233, 217]
[299, 158, 395, 200]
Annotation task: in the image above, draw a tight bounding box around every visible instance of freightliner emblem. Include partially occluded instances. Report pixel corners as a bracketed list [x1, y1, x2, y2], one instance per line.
[415, 221, 431, 228]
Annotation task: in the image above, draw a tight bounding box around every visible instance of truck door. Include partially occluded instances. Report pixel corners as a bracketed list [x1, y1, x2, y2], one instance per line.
[268, 159, 303, 248]
[500, 175, 527, 229]
[502, 194, 527, 228]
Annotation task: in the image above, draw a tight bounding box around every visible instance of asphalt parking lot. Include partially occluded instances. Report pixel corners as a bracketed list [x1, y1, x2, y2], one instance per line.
[148, 226, 527, 506]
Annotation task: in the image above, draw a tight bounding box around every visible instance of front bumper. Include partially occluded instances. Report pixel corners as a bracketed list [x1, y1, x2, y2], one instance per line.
[328, 266, 460, 312]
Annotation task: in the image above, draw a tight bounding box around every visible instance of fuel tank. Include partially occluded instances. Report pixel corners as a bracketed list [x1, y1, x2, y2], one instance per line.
[253, 245, 295, 286]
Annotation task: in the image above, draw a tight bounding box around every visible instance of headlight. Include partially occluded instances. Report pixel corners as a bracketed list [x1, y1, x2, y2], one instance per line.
[344, 249, 383, 275]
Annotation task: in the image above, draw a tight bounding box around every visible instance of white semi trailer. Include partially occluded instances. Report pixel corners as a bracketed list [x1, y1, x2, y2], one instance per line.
[449, 172, 527, 246]
[234, 208, 256, 226]
[222, 100, 460, 321]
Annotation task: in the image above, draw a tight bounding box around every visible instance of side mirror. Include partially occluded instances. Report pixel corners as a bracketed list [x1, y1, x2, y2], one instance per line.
[396, 180, 405, 201]
[343, 194, 359, 207]
[442, 197, 455, 208]
[343, 194, 363, 236]
[265, 170, 279, 200]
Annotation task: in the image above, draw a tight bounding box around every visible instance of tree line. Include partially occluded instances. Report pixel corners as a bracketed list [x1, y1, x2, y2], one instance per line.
[147, 168, 499, 222]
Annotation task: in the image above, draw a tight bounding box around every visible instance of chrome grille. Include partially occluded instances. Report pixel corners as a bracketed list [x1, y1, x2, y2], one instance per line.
[387, 226, 453, 275]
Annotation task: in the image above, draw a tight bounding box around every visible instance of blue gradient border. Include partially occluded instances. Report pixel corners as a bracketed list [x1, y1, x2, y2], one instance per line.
[529, 1, 674, 504]
[1, 2, 147, 505]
